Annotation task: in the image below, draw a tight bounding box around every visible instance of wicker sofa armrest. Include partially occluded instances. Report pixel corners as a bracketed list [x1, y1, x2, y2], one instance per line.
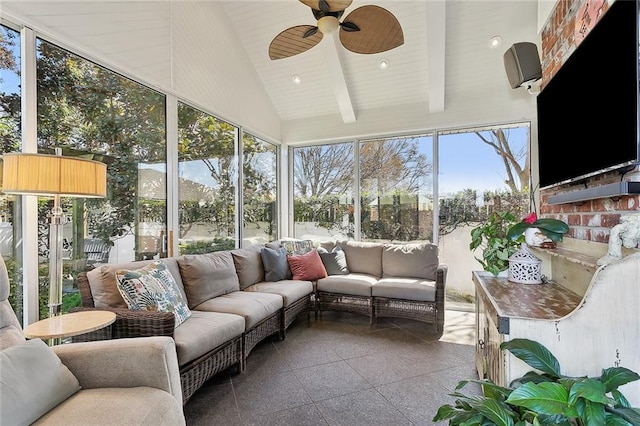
[53, 336, 183, 404]
[435, 264, 447, 331]
[70, 306, 175, 339]
[436, 264, 448, 289]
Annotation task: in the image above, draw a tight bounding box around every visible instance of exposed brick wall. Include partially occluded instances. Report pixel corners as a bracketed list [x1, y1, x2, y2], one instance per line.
[538, 0, 640, 244]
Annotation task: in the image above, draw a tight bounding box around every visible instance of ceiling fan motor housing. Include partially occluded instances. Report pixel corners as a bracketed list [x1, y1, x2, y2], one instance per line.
[318, 16, 340, 34]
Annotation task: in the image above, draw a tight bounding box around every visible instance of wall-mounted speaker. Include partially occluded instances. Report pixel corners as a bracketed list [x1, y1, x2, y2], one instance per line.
[503, 42, 542, 89]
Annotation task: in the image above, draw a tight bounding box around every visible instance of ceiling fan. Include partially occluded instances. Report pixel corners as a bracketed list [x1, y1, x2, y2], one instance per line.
[269, 0, 404, 60]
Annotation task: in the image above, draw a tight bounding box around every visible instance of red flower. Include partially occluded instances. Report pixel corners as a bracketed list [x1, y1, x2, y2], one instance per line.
[523, 212, 537, 224]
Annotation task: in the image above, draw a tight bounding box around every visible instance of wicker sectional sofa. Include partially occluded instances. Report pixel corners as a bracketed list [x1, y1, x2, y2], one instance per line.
[73, 239, 446, 405]
[315, 240, 447, 332]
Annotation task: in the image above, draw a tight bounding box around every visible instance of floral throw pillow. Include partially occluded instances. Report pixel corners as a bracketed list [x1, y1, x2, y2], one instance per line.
[116, 260, 191, 327]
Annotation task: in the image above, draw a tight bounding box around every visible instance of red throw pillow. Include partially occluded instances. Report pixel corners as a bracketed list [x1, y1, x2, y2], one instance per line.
[287, 250, 328, 281]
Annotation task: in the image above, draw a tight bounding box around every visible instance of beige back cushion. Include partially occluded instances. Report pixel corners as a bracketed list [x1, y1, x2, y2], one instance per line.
[177, 252, 240, 308]
[231, 245, 265, 289]
[382, 242, 439, 280]
[87, 258, 186, 309]
[0, 254, 25, 350]
[336, 240, 384, 277]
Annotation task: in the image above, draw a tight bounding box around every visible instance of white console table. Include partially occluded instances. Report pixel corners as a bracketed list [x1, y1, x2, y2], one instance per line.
[473, 240, 640, 406]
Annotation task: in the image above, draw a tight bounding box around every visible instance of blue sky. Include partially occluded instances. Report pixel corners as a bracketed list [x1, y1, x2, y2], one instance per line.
[438, 128, 528, 195]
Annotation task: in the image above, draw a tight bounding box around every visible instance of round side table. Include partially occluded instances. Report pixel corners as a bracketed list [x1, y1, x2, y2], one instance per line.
[24, 311, 116, 344]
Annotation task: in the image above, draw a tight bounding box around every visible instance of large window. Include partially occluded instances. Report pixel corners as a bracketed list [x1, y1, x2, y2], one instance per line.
[0, 24, 24, 324]
[292, 143, 355, 240]
[36, 39, 167, 319]
[177, 102, 238, 254]
[359, 134, 433, 243]
[242, 133, 277, 246]
[437, 125, 530, 307]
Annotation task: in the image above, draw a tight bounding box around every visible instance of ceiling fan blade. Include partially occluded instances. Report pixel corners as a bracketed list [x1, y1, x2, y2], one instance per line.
[299, 0, 352, 13]
[269, 25, 323, 60]
[339, 5, 404, 54]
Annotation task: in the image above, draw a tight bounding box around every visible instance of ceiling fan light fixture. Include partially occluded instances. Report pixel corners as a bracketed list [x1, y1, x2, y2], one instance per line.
[318, 16, 340, 34]
[292, 74, 302, 84]
[378, 59, 389, 70]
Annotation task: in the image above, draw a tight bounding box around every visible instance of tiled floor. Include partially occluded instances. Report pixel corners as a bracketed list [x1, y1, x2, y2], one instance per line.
[183, 308, 480, 426]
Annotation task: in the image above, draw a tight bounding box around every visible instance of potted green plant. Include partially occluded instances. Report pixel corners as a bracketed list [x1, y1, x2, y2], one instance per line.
[470, 211, 524, 277]
[433, 338, 640, 425]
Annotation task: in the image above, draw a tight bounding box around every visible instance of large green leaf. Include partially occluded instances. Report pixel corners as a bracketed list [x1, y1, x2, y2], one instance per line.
[576, 398, 606, 425]
[604, 413, 634, 426]
[534, 218, 569, 235]
[569, 378, 613, 405]
[501, 339, 561, 377]
[506, 382, 569, 415]
[606, 407, 640, 425]
[432, 404, 458, 421]
[537, 227, 565, 242]
[511, 371, 555, 387]
[507, 222, 529, 240]
[600, 367, 640, 393]
[534, 413, 573, 425]
[610, 389, 630, 408]
[470, 398, 516, 426]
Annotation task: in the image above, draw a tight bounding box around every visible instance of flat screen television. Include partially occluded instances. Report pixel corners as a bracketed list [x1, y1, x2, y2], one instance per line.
[536, 0, 640, 189]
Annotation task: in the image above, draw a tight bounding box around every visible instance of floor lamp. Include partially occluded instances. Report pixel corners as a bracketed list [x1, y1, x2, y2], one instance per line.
[2, 149, 106, 317]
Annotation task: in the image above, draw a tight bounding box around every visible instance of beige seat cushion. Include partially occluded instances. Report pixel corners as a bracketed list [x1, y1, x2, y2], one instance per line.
[194, 291, 282, 330]
[33, 387, 185, 425]
[372, 277, 436, 302]
[244, 280, 313, 307]
[382, 242, 439, 280]
[172, 310, 244, 366]
[87, 258, 186, 309]
[316, 273, 377, 297]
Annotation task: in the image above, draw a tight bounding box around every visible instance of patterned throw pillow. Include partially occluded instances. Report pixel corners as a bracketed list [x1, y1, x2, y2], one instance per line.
[116, 260, 191, 327]
[280, 239, 315, 255]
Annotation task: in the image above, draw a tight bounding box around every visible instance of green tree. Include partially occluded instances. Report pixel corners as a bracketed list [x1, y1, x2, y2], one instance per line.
[292, 138, 432, 241]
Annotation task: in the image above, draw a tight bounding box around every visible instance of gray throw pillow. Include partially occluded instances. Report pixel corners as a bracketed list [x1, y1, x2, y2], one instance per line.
[0, 339, 81, 425]
[261, 247, 292, 281]
[319, 247, 350, 275]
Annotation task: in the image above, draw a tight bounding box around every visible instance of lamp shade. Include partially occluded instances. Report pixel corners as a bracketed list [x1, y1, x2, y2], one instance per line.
[1, 153, 107, 198]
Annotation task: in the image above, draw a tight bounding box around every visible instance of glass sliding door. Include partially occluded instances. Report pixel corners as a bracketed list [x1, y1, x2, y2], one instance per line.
[0, 24, 24, 324]
[177, 102, 238, 254]
[36, 39, 168, 318]
[437, 124, 530, 308]
[359, 134, 434, 243]
[242, 133, 277, 246]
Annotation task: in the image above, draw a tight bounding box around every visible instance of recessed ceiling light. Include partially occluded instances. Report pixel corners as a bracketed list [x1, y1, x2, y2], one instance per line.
[292, 75, 302, 84]
[488, 36, 502, 48]
[378, 59, 389, 70]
